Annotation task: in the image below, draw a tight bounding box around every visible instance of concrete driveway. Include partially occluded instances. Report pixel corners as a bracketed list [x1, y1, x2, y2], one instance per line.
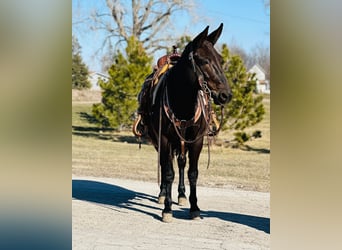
[72, 176, 270, 249]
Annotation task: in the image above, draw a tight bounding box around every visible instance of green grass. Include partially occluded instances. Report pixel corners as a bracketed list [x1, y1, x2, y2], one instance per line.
[72, 95, 270, 192]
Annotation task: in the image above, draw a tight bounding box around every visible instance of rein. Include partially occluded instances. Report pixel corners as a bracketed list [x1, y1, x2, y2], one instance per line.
[188, 50, 225, 136]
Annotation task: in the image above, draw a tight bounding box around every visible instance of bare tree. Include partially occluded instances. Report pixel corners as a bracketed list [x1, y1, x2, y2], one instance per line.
[264, 0, 270, 8]
[228, 42, 249, 66]
[89, 0, 194, 54]
[263, 0, 270, 15]
[248, 43, 270, 80]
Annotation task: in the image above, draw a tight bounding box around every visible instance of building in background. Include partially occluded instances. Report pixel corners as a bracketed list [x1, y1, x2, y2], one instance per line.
[248, 64, 270, 94]
[88, 71, 109, 90]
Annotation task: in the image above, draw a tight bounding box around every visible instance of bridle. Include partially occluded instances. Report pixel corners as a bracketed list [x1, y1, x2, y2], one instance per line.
[188, 50, 225, 136]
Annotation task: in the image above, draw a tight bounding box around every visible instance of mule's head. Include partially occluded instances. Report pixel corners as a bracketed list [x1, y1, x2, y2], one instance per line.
[185, 24, 232, 106]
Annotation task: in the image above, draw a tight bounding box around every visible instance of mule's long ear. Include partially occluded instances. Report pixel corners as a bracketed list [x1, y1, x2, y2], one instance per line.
[192, 26, 209, 50]
[207, 23, 223, 45]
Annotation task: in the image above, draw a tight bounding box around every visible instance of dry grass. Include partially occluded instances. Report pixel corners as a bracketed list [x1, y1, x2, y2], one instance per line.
[72, 93, 270, 192]
[72, 89, 101, 103]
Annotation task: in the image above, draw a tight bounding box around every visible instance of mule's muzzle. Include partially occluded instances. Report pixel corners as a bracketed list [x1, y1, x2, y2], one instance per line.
[215, 90, 232, 105]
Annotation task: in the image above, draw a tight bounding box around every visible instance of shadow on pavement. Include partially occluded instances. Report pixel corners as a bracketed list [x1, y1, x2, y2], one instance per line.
[73, 179, 269, 233]
[72, 179, 160, 220]
[202, 210, 270, 233]
[173, 208, 270, 234]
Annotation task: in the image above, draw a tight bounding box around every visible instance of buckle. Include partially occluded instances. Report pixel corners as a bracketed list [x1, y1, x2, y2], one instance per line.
[179, 120, 187, 128]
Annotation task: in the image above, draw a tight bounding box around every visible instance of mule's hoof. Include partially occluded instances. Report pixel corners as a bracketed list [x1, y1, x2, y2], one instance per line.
[190, 211, 201, 220]
[178, 197, 187, 206]
[162, 212, 173, 223]
[158, 196, 165, 204]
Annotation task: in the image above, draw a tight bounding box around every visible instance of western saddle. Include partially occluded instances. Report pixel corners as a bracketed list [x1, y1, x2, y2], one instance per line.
[133, 46, 181, 137]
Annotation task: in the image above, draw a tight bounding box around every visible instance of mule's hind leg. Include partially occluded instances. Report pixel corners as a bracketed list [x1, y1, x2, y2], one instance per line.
[158, 181, 166, 204]
[160, 144, 175, 222]
[177, 154, 187, 206]
[157, 149, 166, 204]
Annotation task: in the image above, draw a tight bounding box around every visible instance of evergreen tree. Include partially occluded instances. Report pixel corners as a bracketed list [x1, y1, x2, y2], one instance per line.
[216, 44, 265, 147]
[72, 36, 91, 89]
[92, 37, 152, 129]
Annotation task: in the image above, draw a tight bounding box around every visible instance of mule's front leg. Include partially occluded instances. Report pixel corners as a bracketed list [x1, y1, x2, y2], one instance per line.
[160, 148, 175, 223]
[177, 154, 187, 206]
[188, 167, 200, 219]
[188, 141, 203, 219]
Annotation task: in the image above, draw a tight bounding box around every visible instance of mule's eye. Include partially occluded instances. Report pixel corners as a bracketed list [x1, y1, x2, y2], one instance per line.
[199, 59, 209, 66]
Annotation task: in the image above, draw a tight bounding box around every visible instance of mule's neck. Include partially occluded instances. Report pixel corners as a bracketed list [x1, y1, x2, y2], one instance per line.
[166, 58, 200, 120]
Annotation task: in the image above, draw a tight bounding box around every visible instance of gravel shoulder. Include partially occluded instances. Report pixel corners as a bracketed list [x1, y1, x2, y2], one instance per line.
[72, 176, 270, 249]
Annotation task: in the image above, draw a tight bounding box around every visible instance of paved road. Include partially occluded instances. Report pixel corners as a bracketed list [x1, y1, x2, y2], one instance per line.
[72, 176, 270, 249]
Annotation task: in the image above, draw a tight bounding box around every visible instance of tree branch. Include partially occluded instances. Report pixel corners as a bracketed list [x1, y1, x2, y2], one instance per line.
[137, 0, 154, 36]
[86, 0, 195, 67]
[106, 0, 129, 41]
[132, 0, 140, 37]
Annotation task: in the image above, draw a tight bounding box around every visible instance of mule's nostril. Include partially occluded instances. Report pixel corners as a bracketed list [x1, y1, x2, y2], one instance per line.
[219, 92, 228, 102]
[218, 91, 232, 104]
[220, 93, 227, 100]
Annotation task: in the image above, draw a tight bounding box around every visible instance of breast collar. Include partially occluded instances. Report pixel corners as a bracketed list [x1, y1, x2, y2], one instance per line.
[162, 86, 208, 129]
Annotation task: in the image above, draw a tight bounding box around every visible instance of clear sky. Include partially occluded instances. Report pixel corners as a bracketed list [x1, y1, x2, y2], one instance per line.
[72, 0, 270, 72]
